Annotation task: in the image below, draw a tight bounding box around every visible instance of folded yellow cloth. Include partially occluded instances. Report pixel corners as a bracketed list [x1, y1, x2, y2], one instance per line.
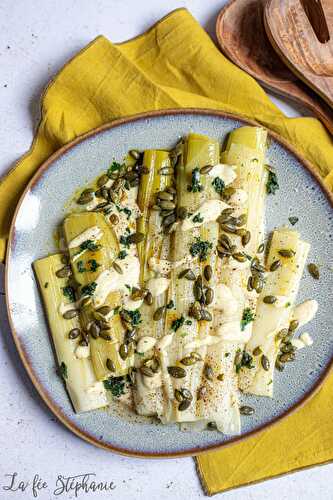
[1, 7, 332, 495]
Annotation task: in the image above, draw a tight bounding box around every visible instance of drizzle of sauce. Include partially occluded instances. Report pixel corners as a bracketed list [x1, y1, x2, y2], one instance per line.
[208, 163, 237, 185]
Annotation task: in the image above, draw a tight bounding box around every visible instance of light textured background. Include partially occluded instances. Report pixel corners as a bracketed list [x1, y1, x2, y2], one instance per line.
[0, 1, 332, 499]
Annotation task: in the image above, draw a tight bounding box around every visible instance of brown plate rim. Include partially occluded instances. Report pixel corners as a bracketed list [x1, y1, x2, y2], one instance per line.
[5, 108, 333, 458]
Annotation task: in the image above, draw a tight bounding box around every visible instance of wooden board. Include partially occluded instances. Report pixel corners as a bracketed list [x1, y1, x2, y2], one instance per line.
[264, 0, 333, 108]
[216, 0, 333, 134]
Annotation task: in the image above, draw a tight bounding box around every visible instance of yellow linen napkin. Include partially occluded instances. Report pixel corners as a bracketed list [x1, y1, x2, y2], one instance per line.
[1, 7, 332, 495]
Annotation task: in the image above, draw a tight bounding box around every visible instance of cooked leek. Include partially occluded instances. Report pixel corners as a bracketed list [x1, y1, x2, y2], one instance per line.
[33, 254, 108, 412]
[239, 228, 310, 396]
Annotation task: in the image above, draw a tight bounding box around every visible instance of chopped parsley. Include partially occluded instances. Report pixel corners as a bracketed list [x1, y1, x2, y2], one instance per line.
[88, 259, 100, 272]
[192, 213, 204, 224]
[285, 301, 291, 308]
[118, 250, 128, 260]
[225, 352, 230, 357]
[235, 350, 254, 373]
[80, 239, 101, 252]
[166, 300, 175, 310]
[185, 320, 192, 326]
[266, 170, 279, 195]
[120, 231, 135, 248]
[77, 259, 100, 273]
[123, 309, 142, 326]
[77, 260, 86, 273]
[59, 362, 68, 380]
[44, 282, 49, 289]
[125, 284, 131, 291]
[187, 168, 203, 193]
[116, 205, 132, 220]
[288, 216, 299, 226]
[241, 308, 255, 331]
[62, 285, 75, 302]
[171, 315, 185, 332]
[81, 282, 97, 297]
[107, 161, 122, 178]
[190, 237, 213, 262]
[212, 176, 225, 195]
[103, 376, 125, 397]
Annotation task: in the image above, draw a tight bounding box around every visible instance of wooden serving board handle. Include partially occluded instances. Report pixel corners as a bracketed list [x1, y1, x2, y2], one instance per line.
[216, 0, 333, 135]
[264, 0, 333, 109]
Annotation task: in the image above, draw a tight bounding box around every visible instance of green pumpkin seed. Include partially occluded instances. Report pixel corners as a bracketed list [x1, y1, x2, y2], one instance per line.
[232, 252, 247, 262]
[177, 206, 188, 220]
[167, 366, 186, 378]
[204, 265, 212, 281]
[235, 214, 247, 226]
[56, 266, 72, 278]
[247, 276, 254, 291]
[276, 328, 289, 340]
[153, 306, 165, 321]
[166, 186, 176, 194]
[128, 232, 145, 244]
[205, 288, 214, 306]
[97, 174, 110, 187]
[79, 339, 89, 347]
[159, 200, 176, 210]
[190, 351, 202, 361]
[101, 187, 109, 200]
[252, 346, 262, 356]
[77, 189, 94, 204]
[217, 373, 224, 381]
[100, 331, 113, 341]
[181, 388, 193, 401]
[109, 190, 119, 204]
[131, 288, 145, 301]
[112, 262, 123, 274]
[275, 360, 285, 371]
[219, 234, 232, 248]
[189, 302, 202, 320]
[158, 191, 174, 201]
[201, 309, 212, 321]
[125, 329, 136, 342]
[279, 352, 295, 363]
[174, 389, 184, 402]
[270, 260, 281, 272]
[242, 231, 251, 246]
[106, 358, 115, 372]
[129, 149, 141, 160]
[120, 310, 132, 323]
[217, 245, 231, 255]
[184, 269, 196, 280]
[204, 363, 214, 381]
[278, 249, 295, 258]
[119, 343, 129, 360]
[180, 356, 196, 366]
[207, 421, 217, 430]
[282, 334, 293, 344]
[63, 309, 78, 320]
[240, 405, 255, 416]
[219, 223, 238, 234]
[96, 305, 112, 316]
[263, 295, 277, 304]
[257, 243, 265, 254]
[194, 279, 203, 301]
[89, 322, 101, 339]
[256, 279, 264, 294]
[289, 319, 299, 332]
[308, 263, 320, 280]
[200, 165, 213, 175]
[80, 296, 92, 309]
[144, 291, 153, 305]
[68, 328, 81, 339]
[140, 366, 154, 377]
[280, 343, 296, 354]
[109, 213, 119, 225]
[261, 354, 270, 371]
[222, 186, 236, 200]
[197, 386, 207, 400]
[163, 213, 177, 226]
[178, 399, 191, 411]
[61, 254, 69, 264]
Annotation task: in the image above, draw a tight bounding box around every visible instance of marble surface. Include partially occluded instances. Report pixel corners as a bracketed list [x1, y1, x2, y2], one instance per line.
[0, 1, 332, 499]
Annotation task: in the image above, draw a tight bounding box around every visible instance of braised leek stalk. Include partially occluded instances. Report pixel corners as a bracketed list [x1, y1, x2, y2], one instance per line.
[63, 212, 130, 380]
[134, 149, 172, 415]
[239, 228, 309, 397]
[33, 254, 108, 412]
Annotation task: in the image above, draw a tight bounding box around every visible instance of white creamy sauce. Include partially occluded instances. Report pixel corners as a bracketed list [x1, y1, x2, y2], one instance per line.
[123, 297, 144, 311]
[208, 163, 237, 185]
[180, 200, 230, 231]
[142, 372, 162, 390]
[213, 284, 238, 315]
[136, 336, 157, 354]
[146, 277, 170, 297]
[216, 321, 251, 343]
[92, 254, 140, 307]
[272, 295, 289, 308]
[291, 338, 306, 350]
[58, 301, 80, 315]
[300, 332, 313, 346]
[148, 255, 195, 275]
[155, 333, 174, 351]
[228, 189, 248, 206]
[68, 226, 103, 249]
[75, 344, 90, 359]
[292, 299, 318, 327]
